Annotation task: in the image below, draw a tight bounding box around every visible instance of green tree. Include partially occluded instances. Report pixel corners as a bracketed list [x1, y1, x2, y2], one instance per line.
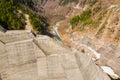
[70, 15, 80, 27]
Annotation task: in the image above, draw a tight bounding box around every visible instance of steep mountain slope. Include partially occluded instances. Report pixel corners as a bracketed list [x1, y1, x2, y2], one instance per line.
[100, 5, 120, 44]
[55, 0, 120, 45]
[0, 0, 49, 34]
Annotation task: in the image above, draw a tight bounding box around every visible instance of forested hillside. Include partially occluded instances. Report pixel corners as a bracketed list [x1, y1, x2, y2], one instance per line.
[0, 0, 49, 34]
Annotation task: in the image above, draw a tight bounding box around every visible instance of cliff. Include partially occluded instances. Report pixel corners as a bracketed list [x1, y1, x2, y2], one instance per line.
[0, 30, 110, 80]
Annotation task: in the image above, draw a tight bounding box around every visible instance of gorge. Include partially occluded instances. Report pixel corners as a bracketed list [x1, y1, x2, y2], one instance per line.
[0, 0, 120, 80]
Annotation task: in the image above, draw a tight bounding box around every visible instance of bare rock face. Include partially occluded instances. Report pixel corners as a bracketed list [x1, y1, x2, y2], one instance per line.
[97, 44, 120, 78]
[0, 30, 110, 80]
[68, 34, 120, 79]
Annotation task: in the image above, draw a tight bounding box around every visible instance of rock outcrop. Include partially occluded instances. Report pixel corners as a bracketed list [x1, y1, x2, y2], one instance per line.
[97, 44, 120, 79]
[69, 35, 120, 79]
[0, 30, 110, 80]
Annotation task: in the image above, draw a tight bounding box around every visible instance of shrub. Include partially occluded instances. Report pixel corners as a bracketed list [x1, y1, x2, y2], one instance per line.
[83, 18, 94, 26]
[98, 14, 103, 20]
[70, 8, 99, 30]
[70, 15, 80, 27]
[90, 0, 98, 6]
[93, 6, 101, 13]
[0, 0, 25, 30]
[70, 8, 92, 29]
[60, 0, 78, 5]
[79, 8, 92, 21]
[98, 11, 107, 21]
[29, 13, 49, 34]
[0, 0, 49, 33]
[97, 21, 107, 34]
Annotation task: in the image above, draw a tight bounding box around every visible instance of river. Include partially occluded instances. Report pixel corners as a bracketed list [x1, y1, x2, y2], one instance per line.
[52, 21, 63, 41]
